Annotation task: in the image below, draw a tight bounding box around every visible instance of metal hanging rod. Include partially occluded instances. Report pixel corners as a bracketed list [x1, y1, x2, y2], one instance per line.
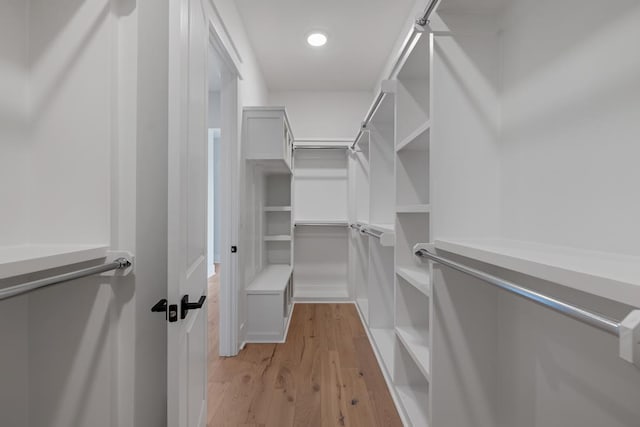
[294, 145, 349, 150]
[0, 258, 132, 301]
[295, 222, 348, 227]
[361, 228, 384, 240]
[416, 0, 441, 26]
[416, 247, 640, 368]
[351, 0, 440, 151]
[415, 248, 621, 335]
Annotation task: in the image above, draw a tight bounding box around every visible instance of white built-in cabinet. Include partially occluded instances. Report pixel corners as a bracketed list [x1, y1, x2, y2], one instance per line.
[349, 0, 640, 426]
[242, 107, 294, 343]
[293, 145, 350, 300]
[349, 30, 432, 426]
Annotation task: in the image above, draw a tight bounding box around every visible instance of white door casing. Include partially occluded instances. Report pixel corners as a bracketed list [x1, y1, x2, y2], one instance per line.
[167, 0, 208, 426]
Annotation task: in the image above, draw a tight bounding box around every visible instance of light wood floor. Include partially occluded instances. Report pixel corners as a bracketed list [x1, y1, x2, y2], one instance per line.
[207, 271, 402, 427]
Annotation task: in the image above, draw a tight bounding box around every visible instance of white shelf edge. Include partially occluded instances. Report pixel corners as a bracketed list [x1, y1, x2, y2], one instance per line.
[263, 235, 292, 242]
[245, 264, 292, 294]
[396, 119, 431, 153]
[0, 244, 109, 280]
[396, 204, 431, 214]
[396, 266, 431, 296]
[294, 220, 349, 226]
[395, 326, 431, 381]
[435, 238, 640, 307]
[264, 206, 292, 212]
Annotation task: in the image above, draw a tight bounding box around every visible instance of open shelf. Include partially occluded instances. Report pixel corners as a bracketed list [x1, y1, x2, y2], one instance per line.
[396, 266, 430, 296]
[396, 214, 429, 273]
[294, 220, 348, 226]
[246, 265, 292, 294]
[396, 138, 429, 207]
[396, 273, 430, 381]
[435, 238, 640, 307]
[396, 204, 430, 214]
[0, 245, 109, 279]
[263, 235, 291, 242]
[264, 206, 292, 212]
[265, 240, 291, 264]
[369, 91, 395, 228]
[394, 340, 430, 427]
[396, 327, 430, 381]
[396, 120, 430, 153]
[396, 385, 430, 427]
[396, 33, 430, 147]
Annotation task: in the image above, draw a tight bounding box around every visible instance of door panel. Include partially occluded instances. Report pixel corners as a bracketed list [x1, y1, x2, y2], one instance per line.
[167, 0, 208, 425]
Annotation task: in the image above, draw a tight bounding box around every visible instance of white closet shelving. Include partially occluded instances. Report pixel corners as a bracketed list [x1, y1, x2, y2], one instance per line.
[293, 145, 350, 300]
[242, 107, 294, 343]
[425, 1, 640, 426]
[350, 29, 432, 427]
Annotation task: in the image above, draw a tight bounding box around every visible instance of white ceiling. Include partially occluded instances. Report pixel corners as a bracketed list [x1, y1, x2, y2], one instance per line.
[235, 0, 416, 91]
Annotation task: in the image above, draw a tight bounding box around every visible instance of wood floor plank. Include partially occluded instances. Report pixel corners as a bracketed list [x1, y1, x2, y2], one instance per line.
[207, 273, 402, 427]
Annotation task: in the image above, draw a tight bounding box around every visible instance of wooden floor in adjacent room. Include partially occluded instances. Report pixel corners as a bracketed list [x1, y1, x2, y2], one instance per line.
[207, 271, 402, 427]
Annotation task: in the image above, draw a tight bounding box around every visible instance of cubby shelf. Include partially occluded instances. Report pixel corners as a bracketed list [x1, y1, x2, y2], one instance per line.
[396, 266, 430, 296]
[395, 326, 431, 381]
[396, 385, 430, 427]
[263, 235, 292, 242]
[396, 204, 430, 214]
[395, 120, 431, 153]
[264, 206, 292, 212]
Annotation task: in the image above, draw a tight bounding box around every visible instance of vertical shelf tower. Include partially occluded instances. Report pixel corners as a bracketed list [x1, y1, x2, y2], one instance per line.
[242, 107, 295, 343]
[349, 30, 432, 426]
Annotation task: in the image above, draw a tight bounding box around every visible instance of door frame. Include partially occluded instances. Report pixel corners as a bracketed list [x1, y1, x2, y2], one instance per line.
[207, 19, 240, 357]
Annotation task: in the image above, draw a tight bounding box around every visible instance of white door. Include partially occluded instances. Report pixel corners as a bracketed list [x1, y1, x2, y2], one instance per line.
[167, 0, 208, 425]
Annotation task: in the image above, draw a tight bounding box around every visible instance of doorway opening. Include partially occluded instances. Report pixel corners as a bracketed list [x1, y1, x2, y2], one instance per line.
[206, 25, 240, 366]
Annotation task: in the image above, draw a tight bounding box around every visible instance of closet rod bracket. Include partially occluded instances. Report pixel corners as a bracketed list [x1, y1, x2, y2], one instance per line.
[620, 310, 640, 369]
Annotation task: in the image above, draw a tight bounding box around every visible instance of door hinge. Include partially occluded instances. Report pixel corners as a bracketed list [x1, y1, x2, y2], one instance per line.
[231, 245, 237, 253]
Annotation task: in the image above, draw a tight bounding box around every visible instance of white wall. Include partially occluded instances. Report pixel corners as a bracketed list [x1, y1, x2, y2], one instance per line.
[0, 0, 28, 247]
[499, 0, 640, 256]
[269, 91, 371, 140]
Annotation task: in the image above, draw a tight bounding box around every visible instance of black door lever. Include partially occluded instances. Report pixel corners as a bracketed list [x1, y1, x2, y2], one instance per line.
[181, 294, 207, 319]
[151, 299, 178, 322]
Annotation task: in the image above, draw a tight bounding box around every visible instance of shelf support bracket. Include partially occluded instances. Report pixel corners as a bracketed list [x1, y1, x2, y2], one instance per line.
[620, 310, 640, 369]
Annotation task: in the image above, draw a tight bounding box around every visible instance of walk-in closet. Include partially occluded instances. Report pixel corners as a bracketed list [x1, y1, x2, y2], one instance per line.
[1, 0, 639, 426]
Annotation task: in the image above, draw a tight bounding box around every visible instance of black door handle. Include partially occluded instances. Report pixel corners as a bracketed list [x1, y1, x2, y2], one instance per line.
[151, 299, 178, 322]
[181, 294, 207, 319]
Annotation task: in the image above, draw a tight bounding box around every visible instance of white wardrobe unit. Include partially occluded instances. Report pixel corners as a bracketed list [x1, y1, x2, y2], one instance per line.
[0, 2, 134, 426]
[242, 107, 295, 342]
[293, 144, 350, 300]
[349, 30, 432, 426]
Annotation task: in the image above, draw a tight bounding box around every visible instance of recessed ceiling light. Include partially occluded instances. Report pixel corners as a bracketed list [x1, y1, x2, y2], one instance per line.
[307, 32, 327, 47]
